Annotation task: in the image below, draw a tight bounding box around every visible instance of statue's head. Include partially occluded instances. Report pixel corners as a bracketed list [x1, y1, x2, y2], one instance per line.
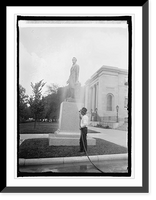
[72, 57, 77, 64]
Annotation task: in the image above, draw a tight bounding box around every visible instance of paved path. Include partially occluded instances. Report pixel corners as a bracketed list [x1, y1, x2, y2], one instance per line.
[20, 159, 128, 173]
[88, 126, 128, 148]
[20, 126, 127, 148]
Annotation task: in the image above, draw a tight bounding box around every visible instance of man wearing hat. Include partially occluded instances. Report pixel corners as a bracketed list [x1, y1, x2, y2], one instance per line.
[79, 107, 89, 153]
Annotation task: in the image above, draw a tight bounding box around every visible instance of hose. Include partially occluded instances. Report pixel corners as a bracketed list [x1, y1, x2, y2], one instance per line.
[81, 128, 105, 173]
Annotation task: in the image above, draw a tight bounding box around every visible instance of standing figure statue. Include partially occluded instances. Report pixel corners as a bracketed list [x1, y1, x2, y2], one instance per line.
[66, 57, 80, 99]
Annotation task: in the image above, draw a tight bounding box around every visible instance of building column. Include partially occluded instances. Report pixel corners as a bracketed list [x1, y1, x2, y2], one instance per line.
[92, 85, 95, 111]
[96, 82, 99, 110]
[89, 87, 93, 112]
[84, 85, 89, 109]
[94, 84, 96, 111]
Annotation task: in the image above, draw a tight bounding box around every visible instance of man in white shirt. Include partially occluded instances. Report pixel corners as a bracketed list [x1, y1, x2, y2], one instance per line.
[79, 107, 89, 153]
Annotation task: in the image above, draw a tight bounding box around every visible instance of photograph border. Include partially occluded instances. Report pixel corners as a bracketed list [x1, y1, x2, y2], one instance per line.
[3, 1, 149, 193]
[17, 15, 132, 178]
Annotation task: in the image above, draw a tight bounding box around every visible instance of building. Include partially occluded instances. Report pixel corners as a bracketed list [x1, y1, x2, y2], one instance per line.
[84, 65, 128, 128]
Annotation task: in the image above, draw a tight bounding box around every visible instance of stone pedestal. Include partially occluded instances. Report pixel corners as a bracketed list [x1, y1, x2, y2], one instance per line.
[49, 133, 96, 146]
[49, 101, 96, 146]
[59, 101, 81, 134]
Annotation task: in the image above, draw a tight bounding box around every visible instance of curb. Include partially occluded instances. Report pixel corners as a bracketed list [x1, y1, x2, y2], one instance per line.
[19, 153, 128, 166]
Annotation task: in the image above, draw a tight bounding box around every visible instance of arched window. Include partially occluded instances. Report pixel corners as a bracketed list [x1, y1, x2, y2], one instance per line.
[107, 94, 113, 111]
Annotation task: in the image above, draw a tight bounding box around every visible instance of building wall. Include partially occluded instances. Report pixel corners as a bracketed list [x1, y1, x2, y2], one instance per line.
[84, 66, 128, 122]
[118, 73, 128, 120]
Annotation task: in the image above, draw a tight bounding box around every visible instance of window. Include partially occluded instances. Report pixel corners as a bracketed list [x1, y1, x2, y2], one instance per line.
[107, 94, 113, 111]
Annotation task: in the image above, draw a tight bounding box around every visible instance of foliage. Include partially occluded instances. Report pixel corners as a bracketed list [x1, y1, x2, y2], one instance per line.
[19, 84, 29, 122]
[19, 81, 68, 124]
[42, 84, 68, 121]
[29, 80, 46, 127]
[45, 83, 59, 96]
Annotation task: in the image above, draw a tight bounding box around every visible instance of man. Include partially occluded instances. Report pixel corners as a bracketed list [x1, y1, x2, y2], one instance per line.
[66, 57, 79, 99]
[79, 107, 89, 153]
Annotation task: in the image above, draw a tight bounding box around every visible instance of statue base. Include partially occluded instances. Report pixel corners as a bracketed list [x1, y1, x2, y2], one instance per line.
[49, 101, 96, 146]
[49, 133, 96, 146]
[59, 101, 82, 133]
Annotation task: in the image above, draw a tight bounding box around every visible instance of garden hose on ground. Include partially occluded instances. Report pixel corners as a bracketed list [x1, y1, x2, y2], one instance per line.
[81, 131, 105, 173]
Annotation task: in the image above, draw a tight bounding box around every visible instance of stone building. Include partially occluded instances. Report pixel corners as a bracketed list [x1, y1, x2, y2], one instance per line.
[84, 65, 128, 128]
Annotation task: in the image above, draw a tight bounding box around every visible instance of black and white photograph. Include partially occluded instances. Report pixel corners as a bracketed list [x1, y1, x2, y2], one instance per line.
[4, 3, 149, 194]
[17, 16, 131, 176]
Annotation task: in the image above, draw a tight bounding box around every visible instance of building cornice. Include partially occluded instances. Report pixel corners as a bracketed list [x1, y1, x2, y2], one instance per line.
[85, 65, 128, 85]
[97, 65, 128, 75]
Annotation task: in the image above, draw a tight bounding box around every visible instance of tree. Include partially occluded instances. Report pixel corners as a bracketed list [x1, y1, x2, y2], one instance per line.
[29, 79, 46, 128]
[42, 92, 58, 121]
[43, 83, 58, 121]
[19, 84, 29, 122]
[42, 84, 68, 122]
[45, 83, 59, 96]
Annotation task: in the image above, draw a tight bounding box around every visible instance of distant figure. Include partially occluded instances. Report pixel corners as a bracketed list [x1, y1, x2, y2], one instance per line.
[66, 57, 80, 99]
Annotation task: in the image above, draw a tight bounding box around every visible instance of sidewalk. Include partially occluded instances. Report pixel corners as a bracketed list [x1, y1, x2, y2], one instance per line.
[19, 127, 128, 166]
[87, 126, 127, 148]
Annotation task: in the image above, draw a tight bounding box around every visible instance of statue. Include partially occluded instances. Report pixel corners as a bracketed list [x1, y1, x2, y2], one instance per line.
[66, 57, 80, 100]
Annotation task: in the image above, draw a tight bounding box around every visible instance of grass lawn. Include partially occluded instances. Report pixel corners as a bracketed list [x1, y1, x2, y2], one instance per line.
[19, 122, 100, 134]
[19, 138, 128, 159]
[19, 122, 58, 134]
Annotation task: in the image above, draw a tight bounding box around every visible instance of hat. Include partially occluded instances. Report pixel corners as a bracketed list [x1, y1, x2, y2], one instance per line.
[80, 107, 87, 115]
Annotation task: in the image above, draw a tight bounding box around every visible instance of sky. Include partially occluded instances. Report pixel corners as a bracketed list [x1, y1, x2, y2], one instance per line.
[19, 21, 128, 96]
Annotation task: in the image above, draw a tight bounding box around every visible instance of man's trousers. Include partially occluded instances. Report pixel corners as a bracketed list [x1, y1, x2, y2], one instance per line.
[79, 127, 88, 152]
